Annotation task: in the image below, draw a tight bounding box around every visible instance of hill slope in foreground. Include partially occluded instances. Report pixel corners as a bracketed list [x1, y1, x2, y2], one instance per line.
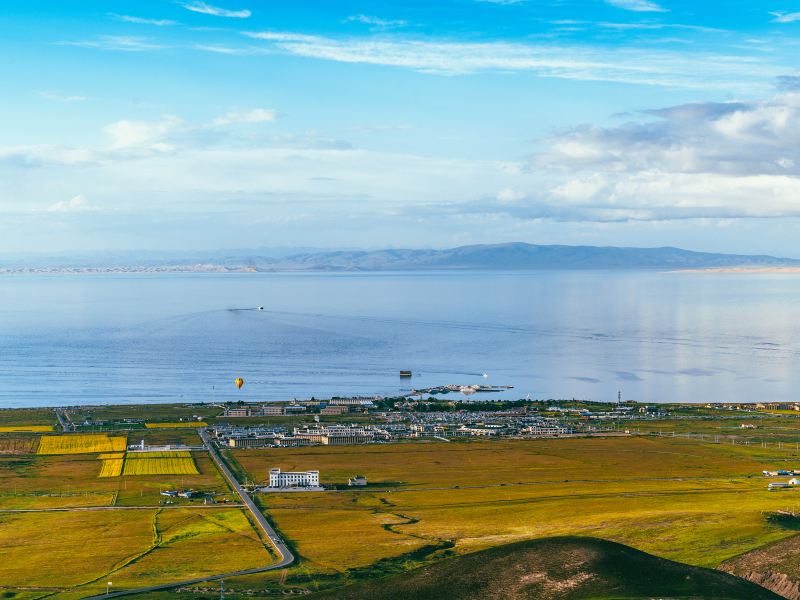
[312, 537, 781, 600]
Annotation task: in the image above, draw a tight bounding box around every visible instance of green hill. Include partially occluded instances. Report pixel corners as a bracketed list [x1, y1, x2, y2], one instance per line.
[311, 536, 781, 600]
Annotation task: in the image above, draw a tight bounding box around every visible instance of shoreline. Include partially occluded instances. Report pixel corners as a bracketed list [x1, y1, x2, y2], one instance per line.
[678, 267, 800, 274]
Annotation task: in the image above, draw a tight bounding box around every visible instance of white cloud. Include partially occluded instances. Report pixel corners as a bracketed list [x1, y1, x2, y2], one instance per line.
[212, 108, 278, 125]
[537, 94, 800, 178]
[40, 91, 87, 102]
[605, 0, 668, 13]
[496, 188, 526, 202]
[475, 0, 527, 5]
[508, 92, 800, 222]
[111, 14, 177, 26]
[105, 116, 184, 150]
[46, 195, 93, 213]
[242, 30, 779, 91]
[194, 44, 263, 55]
[58, 35, 165, 52]
[182, 2, 251, 19]
[6, 92, 800, 236]
[770, 11, 800, 23]
[343, 15, 408, 28]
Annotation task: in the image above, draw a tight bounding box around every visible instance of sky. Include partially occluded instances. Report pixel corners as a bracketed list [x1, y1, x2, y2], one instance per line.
[2, 1, 800, 256]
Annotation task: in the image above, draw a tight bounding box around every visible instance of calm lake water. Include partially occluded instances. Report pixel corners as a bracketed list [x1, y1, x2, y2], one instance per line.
[0, 270, 799, 407]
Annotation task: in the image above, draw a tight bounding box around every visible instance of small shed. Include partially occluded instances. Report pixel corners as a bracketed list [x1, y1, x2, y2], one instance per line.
[348, 475, 368, 486]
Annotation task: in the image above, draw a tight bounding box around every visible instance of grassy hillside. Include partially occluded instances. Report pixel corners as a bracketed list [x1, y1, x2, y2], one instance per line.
[311, 536, 781, 600]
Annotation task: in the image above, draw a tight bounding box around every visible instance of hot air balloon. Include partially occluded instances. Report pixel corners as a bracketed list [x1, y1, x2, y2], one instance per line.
[234, 377, 245, 390]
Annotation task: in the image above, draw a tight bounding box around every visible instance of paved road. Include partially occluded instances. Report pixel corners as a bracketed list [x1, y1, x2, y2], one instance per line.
[83, 428, 294, 599]
[54, 408, 72, 432]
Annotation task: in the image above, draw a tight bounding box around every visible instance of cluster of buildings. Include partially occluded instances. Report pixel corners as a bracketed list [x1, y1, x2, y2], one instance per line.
[213, 396, 682, 449]
[221, 397, 379, 418]
[213, 413, 573, 447]
[214, 424, 390, 448]
[762, 468, 800, 490]
[705, 402, 800, 412]
[400, 411, 573, 438]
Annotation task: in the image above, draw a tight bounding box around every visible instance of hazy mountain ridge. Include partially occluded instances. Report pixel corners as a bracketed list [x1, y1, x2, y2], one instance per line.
[274, 243, 800, 271]
[2, 243, 798, 273]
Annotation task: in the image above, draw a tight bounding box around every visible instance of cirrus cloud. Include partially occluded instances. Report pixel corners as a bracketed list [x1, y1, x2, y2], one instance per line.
[605, 0, 668, 12]
[182, 1, 251, 19]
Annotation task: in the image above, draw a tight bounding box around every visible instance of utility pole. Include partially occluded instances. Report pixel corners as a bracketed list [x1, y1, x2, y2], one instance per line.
[220, 579, 225, 600]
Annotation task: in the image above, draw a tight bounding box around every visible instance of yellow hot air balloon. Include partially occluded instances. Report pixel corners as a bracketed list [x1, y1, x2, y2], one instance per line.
[234, 377, 245, 390]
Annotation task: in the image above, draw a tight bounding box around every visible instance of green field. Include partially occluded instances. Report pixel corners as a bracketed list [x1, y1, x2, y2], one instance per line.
[0, 507, 273, 599]
[0, 407, 59, 428]
[222, 436, 800, 595]
[0, 431, 273, 599]
[6, 404, 800, 598]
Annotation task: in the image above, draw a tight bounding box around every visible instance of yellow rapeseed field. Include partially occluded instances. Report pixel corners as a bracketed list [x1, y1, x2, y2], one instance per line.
[144, 422, 207, 428]
[0, 425, 53, 433]
[97, 452, 125, 460]
[122, 457, 199, 476]
[126, 451, 192, 458]
[98, 458, 124, 478]
[37, 434, 127, 455]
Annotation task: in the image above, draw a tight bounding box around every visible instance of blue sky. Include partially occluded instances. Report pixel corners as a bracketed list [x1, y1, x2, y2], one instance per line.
[2, 0, 800, 255]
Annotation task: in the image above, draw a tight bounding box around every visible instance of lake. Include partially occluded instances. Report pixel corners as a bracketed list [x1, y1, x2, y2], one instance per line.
[0, 270, 798, 407]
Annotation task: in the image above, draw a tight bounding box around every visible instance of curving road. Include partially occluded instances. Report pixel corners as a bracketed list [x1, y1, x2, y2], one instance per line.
[83, 428, 294, 599]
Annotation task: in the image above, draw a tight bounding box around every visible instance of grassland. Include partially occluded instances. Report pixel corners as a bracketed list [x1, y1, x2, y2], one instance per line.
[313, 537, 781, 600]
[37, 433, 127, 455]
[225, 436, 800, 595]
[67, 403, 218, 425]
[0, 446, 230, 509]
[0, 407, 58, 427]
[133, 427, 203, 446]
[0, 427, 275, 599]
[0, 436, 38, 454]
[0, 507, 274, 599]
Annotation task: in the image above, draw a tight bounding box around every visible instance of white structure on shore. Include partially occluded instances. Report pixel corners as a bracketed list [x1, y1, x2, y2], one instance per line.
[268, 468, 320, 488]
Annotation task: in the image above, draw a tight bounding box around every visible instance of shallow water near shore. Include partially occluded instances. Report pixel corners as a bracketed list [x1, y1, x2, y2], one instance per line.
[0, 270, 798, 407]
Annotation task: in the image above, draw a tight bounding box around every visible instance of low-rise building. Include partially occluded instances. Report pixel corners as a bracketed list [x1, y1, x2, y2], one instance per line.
[269, 468, 320, 488]
[227, 435, 279, 448]
[293, 425, 374, 445]
[348, 475, 368, 486]
[223, 407, 252, 417]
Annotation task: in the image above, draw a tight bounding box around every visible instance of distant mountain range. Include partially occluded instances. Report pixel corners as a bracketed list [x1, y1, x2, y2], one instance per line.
[255, 244, 800, 271]
[2, 243, 799, 273]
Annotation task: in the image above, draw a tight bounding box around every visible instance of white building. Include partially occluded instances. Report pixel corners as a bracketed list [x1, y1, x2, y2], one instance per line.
[268, 468, 320, 488]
